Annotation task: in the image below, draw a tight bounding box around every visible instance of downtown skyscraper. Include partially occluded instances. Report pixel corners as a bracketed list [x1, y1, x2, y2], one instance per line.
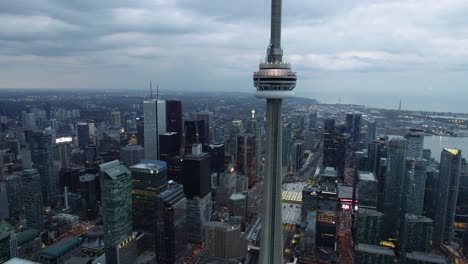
[433, 148, 462, 247]
[143, 98, 166, 160]
[252, 0, 297, 262]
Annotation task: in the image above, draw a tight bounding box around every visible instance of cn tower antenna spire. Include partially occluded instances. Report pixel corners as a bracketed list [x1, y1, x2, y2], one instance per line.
[268, 0, 283, 63]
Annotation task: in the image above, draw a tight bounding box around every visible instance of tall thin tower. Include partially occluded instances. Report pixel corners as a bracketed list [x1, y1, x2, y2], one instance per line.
[253, 0, 297, 263]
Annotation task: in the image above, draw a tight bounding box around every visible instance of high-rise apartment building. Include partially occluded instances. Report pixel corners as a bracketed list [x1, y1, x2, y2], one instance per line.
[382, 138, 406, 236]
[111, 111, 121, 129]
[31, 131, 55, 207]
[143, 99, 166, 160]
[22, 169, 44, 229]
[100, 160, 135, 264]
[405, 129, 424, 158]
[367, 121, 377, 144]
[346, 113, 362, 146]
[401, 158, 427, 216]
[76, 122, 90, 149]
[400, 214, 433, 254]
[433, 148, 462, 247]
[357, 209, 383, 245]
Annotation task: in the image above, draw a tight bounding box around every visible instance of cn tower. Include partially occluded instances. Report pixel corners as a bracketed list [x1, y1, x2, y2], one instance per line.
[253, 0, 297, 263]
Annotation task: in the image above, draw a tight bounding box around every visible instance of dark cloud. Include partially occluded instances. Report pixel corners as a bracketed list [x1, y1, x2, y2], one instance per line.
[0, 0, 467, 100]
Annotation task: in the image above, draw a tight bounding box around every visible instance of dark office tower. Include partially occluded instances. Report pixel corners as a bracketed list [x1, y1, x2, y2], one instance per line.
[291, 140, 304, 174]
[423, 149, 432, 161]
[155, 183, 187, 264]
[136, 117, 144, 147]
[455, 167, 468, 241]
[159, 132, 180, 162]
[236, 135, 256, 188]
[119, 144, 144, 167]
[400, 214, 433, 255]
[368, 139, 387, 175]
[84, 144, 99, 169]
[203, 144, 226, 173]
[167, 156, 183, 183]
[166, 100, 183, 136]
[309, 112, 318, 129]
[346, 113, 362, 146]
[401, 158, 427, 216]
[357, 209, 383, 245]
[3, 174, 22, 221]
[282, 125, 292, 167]
[100, 160, 135, 264]
[195, 111, 214, 144]
[59, 167, 85, 193]
[31, 131, 55, 207]
[53, 141, 71, 170]
[323, 129, 347, 179]
[367, 121, 377, 144]
[423, 166, 438, 219]
[433, 148, 462, 247]
[182, 145, 211, 199]
[22, 169, 44, 229]
[130, 160, 167, 252]
[382, 138, 406, 236]
[358, 172, 378, 209]
[405, 128, 424, 158]
[77, 122, 90, 149]
[324, 118, 335, 133]
[184, 120, 205, 155]
[79, 174, 98, 219]
[301, 185, 319, 220]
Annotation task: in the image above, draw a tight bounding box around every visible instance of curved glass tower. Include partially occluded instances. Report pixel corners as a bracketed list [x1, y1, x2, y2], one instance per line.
[253, 0, 296, 263]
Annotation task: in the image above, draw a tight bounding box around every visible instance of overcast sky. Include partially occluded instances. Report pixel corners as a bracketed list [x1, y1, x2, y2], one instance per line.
[1, 0, 468, 109]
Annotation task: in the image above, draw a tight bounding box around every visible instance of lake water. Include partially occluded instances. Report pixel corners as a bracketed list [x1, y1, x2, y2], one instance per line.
[424, 135, 468, 160]
[386, 135, 468, 160]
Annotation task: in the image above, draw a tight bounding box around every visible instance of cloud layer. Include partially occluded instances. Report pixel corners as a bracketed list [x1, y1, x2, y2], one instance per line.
[1, 0, 468, 105]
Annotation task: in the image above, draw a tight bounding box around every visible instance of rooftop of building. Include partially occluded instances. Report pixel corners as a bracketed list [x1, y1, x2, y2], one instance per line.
[358, 171, 376, 182]
[322, 167, 337, 178]
[5, 258, 39, 264]
[283, 203, 301, 225]
[16, 229, 40, 245]
[121, 144, 144, 150]
[444, 148, 460, 155]
[355, 244, 395, 256]
[130, 159, 167, 171]
[65, 256, 92, 264]
[405, 214, 433, 223]
[101, 162, 131, 180]
[337, 185, 353, 199]
[229, 193, 246, 201]
[405, 252, 447, 263]
[282, 190, 302, 203]
[41, 237, 80, 258]
[0, 220, 13, 234]
[359, 208, 383, 217]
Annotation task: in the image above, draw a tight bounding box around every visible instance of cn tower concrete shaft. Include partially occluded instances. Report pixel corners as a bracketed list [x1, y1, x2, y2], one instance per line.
[259, 99, 284, 264]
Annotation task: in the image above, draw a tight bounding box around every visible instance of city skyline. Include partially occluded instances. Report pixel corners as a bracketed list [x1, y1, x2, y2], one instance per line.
[1, 1, 468, 113]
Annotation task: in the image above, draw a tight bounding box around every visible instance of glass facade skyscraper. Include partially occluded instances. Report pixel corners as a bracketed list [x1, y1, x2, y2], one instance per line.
[144, 99, 166, 160]
[433, 148, 462, 247]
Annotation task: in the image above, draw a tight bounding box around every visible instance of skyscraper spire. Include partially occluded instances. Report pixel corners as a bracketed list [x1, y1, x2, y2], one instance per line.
[150, 81, 153, 99]
[268, 0, 283, 63]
